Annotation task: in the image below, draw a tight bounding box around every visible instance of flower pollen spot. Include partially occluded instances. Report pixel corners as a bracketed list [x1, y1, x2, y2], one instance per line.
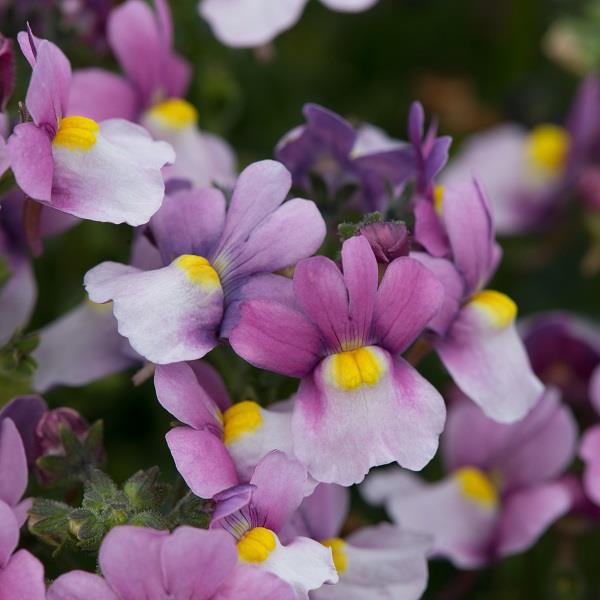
[237, 527, 276, 563]
[149, 98, 198, 131]
[526, 124, 569, 175]
[175, 255, 221, 289]
[332, 347, 383, 391]
[455, 467, 499, 508]
[321, 538, 348, 573]
[53, 116, 100, 152]
[469, 290, 517, 328]
[223, 401, 263, 444]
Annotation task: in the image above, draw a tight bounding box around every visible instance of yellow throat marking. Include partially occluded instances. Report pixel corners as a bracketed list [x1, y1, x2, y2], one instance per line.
[455, 467, 499, 508]
[331, 347, 383, 391]
[469, 290, 517, 328]
[176, 255, 221, 289]
[321, 538, 348, 573]
[53, 116, 100, 152]
[433, 185, 445, 215]
[237, 527, 276, 563]
[149, 98, 198, 131]
[526, 124, 569, 174]
[222, 401, 263, 445]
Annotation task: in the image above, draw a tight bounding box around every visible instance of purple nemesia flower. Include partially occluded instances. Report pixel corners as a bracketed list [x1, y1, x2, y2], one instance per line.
[412, 177, 544, 422]
[283, 483, 430, 600]
[363, 388, 577, 568]
[439, 78, 599, 234]
[521, 312, 600, 407]
[69, 0, 236, 188]
[276, 103, 414, 213]
[199, 0, 380, 48]
[230, 234, 446, 485]
[47, 525, 297, 600]
[155, 360, 309, 498]
[7, 30, 175, 226]
[84, 160, 326, 364]
[209, 451, 338, 598]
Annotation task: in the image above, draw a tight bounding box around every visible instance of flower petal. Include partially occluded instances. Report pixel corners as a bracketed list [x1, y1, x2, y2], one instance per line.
[214, 565, 296, 600]
[99, 526, 169, 599]
[166, 427, 238, 499]
[0, 550, 46, 600]
[373, 256, 444, 354]
[154, 362, 223, 430]
[47, 571, 118, 600]
[8, 123, 53, 202]
[495, 482, 572, 558]
[580, 425, 600, 506]
[249, 451, 307, 532]
[161, 527, 237, 599]
[0, 419, 27, 508]
[319, 0, 379, 11]
[199, 0, 308, 47]
[85, 260, 223, 364]
[32, 301, 137, 392]
[292, 350, 446, 485]
[51, 119, 174, 225]
[0, 501, 18, 568]
[68, 68, 138, 122]
[150, 187, 226, 264]
[0, 396, 47, 465]
[437, 302, 543, 423]
[230, 298, 322, 377]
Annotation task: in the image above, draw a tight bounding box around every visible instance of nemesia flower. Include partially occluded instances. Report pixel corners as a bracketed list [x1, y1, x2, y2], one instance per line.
[283, 484, 430, 600]
[210, 451, 338, 598]
[230, 234, 446, 485]
[47, 525, 297, 599]
[199, 0, 380, 48]
[276, 103, 413, 213]
[362, 388, 577, 568]
[85, 160, 326, 364]
[413, 177, 544, 422]
[69, 0, 236, 188]
[7, 30, 175, 226]
[0, 416, 45, 599]
[439, 78, 599, 234]
[521, 311, 600, 407]
[155, 360, 305, 497]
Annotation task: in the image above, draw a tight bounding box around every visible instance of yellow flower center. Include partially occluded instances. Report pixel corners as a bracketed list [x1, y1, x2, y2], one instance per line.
[433, 184, 445, 215]
[321, 538, 348, 573]
[53, 116, 100, 152]
[149, 98, 198, 131]
[237, 527, 276, 563]
[455, 467, 499, 508]
[222, 401, 263, 445]
[469, 290, 517, 328]
[526, 124, 569, 175]
[330, 346, 383, 391]
[175, 255, 221, 289]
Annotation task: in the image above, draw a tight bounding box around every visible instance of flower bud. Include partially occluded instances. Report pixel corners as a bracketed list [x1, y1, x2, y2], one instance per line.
[35, 407, 89, 457]
[359, 221, 411, 263]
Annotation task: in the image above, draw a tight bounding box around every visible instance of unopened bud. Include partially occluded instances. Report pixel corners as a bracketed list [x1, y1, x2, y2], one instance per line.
[359, 221, 411, 263]
[35, 407, 89, 457]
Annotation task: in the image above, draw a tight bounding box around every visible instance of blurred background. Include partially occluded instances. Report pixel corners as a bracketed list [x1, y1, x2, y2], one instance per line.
[2, 0, 600, 597]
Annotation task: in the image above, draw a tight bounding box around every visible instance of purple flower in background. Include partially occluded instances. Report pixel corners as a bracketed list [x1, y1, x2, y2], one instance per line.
[47, 525, 297, 600]
[413, 178, 544, 422]
[0, 395, 47, 464]
[363, 388, 577, 568]
[199, 0, 380, 48]
[283, 483, 430, 600]
[85, 160, 326, 364]
[521, 312, 600, 407]
[231, 235, 446, 485]
[0, 416, 45, 599]
[69, 0, 236, 188]
[439, 77, 600, 234]
[210, 451, 338, 597]
[7, 31, 175, 226]
[154, 361, 306, 497]
[276, 103, 414, 213]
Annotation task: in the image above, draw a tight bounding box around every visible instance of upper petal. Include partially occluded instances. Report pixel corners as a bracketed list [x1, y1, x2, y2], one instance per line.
[0, 419, 27, 508]
[373, 256, 444, 354]
[230, 298, 323, 377]
[161, 527, 237, 599]
[99, 526, 169, 599]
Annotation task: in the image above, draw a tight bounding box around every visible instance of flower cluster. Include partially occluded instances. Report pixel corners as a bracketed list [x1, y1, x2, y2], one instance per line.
[0, 0, 598, 598]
